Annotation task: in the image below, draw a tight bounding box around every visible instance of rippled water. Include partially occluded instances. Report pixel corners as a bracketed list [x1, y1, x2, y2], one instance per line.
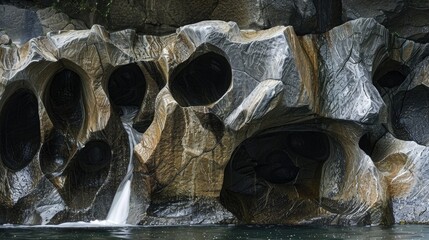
[1, 224, 429, 240]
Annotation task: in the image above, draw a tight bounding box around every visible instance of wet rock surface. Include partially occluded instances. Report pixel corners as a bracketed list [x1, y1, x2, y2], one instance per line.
[0, 1, 429, 226]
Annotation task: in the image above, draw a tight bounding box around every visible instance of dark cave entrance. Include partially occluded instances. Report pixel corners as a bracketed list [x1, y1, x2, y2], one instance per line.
[0, 89, 41, 171]
[45, 69, 85, 134]
[169, 48, 232, 107]
[108, 63, 147, 111]
[373, 59, 410, 98]
[220, 129, 331, 222]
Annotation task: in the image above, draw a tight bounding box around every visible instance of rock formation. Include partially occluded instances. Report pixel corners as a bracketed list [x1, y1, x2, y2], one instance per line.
[0, 1, 429, 226]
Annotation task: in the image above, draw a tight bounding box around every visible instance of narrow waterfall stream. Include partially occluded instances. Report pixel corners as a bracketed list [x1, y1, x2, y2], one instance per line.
[104, 107, 142, 224]
[58, 107, 141, 227]
[77, 107, 142, 226]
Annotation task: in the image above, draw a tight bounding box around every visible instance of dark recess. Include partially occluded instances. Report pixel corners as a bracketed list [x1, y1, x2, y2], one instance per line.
[255, 149, 300, 184]
[373, 59, 410, 96]
[108, 64, 146, 108]
[313, 0, 342, 33]
[46, 69, 84, 133]
[76, 140, 112, 173]
[0, 89, 41, 171]
[286, 131, 330, 161]
[377, 71, 406, 89]
[222, 130, 330, 193]
[220, 130, 331, 221]
[170, 51, 231, 107]
[40, 130, 72, 175]
[359, 133, 373, 156]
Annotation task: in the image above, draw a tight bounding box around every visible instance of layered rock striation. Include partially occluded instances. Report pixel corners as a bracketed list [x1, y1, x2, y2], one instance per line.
[0, 16, 429, 225]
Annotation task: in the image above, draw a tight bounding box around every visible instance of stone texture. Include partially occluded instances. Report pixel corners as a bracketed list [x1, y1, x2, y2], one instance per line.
[0, 17, 429, 226]
[342, 0, 429, 42]
[0, 5, 87, 45]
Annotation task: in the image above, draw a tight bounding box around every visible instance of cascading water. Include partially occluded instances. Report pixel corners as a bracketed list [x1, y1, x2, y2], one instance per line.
[64, 107, 141, 227]
[104, 107, 142, 224]
[75, 107, 142, 226]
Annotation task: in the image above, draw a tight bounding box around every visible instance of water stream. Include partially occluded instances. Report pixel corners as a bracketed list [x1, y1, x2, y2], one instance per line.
[62, 107, 141, 227]
[104, 107, 141, 224]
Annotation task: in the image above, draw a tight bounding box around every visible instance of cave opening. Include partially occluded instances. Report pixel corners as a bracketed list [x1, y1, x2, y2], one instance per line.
[45, 69, 84, 134]
[0, 89, 41, 171]
[220, 129, 331, 221]
[170, 50, 232, 107]
[373, 60, 410, 97]
[108, 64, 146, 109]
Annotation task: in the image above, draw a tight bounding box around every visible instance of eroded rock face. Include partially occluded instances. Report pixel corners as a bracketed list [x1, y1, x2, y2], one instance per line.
[342, 0, 429, 42]
[0, 18, 429, 226]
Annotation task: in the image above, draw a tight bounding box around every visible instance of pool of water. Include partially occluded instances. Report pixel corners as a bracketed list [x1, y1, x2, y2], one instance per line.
[1, 224, 428, 239]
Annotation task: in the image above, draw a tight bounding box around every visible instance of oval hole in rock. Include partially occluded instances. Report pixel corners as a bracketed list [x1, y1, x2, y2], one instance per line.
[40, 130, 71, 175]
[0, 89, 41, 171]
[170, 51, 232, 107]
[108, 64, 146, 108]
[46, 69, 84, 133]
[373, 60, 409, 95]
[77, 140, 112, 173]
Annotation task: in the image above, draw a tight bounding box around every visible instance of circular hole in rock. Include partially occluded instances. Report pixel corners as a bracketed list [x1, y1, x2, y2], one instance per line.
[76, 140, 112, 173]
[170, 51, 232, 107]
[0, 89, 41, 171]
[46, 69, 84, 132]
[108, 64, 146, 107]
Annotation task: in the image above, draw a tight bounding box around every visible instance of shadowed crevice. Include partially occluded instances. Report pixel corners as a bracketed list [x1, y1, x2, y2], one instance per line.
[0, 89, 41, 171]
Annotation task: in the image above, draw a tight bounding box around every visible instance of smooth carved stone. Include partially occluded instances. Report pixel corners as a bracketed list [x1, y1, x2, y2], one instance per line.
[0, 18, 429, 226]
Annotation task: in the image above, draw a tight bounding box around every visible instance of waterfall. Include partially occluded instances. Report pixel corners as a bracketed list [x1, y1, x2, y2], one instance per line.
[104, 106, 141, 224]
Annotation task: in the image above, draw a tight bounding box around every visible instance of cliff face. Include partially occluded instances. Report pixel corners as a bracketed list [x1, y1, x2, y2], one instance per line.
[0, 1, 428, 226]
